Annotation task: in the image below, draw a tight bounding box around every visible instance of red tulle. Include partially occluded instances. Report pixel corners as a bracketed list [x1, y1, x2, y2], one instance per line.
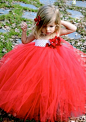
[0, 37, 86, 122]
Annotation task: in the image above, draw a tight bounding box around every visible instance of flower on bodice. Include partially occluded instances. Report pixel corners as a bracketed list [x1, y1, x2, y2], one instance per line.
[46, 36, 61, 48]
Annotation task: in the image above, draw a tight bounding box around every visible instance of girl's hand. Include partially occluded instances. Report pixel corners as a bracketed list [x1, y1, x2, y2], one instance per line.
[21, 22, 27, 32]
[60, 20, 77, 36]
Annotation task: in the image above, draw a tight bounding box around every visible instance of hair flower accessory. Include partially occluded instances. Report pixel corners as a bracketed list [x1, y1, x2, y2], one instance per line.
[34, 15, 41, 26]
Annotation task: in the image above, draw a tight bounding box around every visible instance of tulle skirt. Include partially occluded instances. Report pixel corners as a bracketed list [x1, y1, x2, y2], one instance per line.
[0, 37, 86, 122]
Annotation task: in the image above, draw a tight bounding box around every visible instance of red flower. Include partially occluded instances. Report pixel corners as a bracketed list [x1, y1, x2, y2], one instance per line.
[34, 16, 41, 26]
[46, 43, 50, 47]
[46, 36, 61, 48]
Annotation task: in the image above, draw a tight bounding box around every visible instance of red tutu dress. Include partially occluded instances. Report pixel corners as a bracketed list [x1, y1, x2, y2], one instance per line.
[0, 36, 86, 122]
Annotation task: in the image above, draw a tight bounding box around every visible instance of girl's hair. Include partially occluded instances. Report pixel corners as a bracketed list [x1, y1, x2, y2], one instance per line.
[32, 5, 61, 38]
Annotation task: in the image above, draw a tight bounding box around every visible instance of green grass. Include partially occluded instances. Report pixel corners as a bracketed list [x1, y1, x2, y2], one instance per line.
[0, 0, 40, 58]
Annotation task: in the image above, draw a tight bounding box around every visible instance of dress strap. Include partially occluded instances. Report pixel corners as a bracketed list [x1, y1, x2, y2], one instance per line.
[56, 31, 60, 37]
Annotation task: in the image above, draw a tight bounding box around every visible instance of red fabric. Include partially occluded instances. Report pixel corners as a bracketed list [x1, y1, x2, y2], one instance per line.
[0, 37, 86, 122]
[46, 36, 61, 48]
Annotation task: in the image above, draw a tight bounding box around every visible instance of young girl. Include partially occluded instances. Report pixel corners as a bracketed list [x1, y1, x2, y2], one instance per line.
[0, 5, 86, 122]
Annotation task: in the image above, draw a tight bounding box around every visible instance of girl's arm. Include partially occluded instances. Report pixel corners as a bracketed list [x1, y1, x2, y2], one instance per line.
[21, 32, 35, 44]
[60, 20, 77, 36]
[21, 22, 35, 44]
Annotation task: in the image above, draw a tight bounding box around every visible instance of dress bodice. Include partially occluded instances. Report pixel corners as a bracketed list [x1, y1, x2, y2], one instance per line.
[35, 39, 50, 47]
[35, 36, 61, 48]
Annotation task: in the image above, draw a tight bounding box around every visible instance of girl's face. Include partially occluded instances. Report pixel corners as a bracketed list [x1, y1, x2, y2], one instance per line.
[41, 22, 56, 36]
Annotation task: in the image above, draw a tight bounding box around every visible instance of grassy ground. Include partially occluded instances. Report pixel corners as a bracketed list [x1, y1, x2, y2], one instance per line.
[0, 0, 86, 121]
[0, 0, 42, 58]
